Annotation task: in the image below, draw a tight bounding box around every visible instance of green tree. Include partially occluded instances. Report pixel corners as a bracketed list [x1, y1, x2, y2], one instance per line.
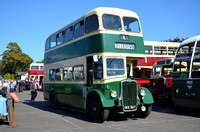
[11, 74, 15, 79]
[36, 60, 44, 63]
[4, 73, 11, 80]
[163, 37, 187, 42]
[1, 42, 33, 75]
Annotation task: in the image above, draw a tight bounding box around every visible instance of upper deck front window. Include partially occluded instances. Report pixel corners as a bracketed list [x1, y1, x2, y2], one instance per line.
[177, 43, 194, 54]
[102, 14, 122, 31]
[85, 15, 99, 33]
[106, 57, 125, 77]
[31, 66, 39, 70]
[123, 17, 140, 32]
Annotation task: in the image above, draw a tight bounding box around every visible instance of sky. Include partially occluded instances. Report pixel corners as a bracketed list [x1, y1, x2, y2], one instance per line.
[0, 0, 199, 62]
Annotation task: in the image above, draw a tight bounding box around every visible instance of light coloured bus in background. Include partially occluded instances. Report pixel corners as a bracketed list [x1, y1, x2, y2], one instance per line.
[150, 58, 174, 100]
[133, 41, 180, 79]
[28, 63, 44, 90]
[172, 35, 200, 108]
[43, 7, 154, 122]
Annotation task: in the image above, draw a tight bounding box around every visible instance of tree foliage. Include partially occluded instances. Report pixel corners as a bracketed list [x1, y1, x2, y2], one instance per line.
[163, 37, 187, 42]
[3, 73, 15, 80]
[0, 42, 33, 75]
[36, 60, 44, 63]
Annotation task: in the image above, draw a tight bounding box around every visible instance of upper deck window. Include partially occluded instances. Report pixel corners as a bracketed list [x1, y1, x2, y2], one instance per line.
[31, 66, 39, 70]
[85, 15, 99, 33]
[57, 32, 64, 45]
[145, 46, 153, 54]
[154, 46, 167, 55]
[40, 66, 44, 70]
[45, 39, 50, 50]
[74, 20, 84, 38]
[177, 43, 194, 54]
[123, 17, 140, 32]
[195, 42, 200, 52]
[50, 35, 57, 48]
[102, 14, 122, 31]
[168, 47, 177, 55]
[65, 26, 73, 42]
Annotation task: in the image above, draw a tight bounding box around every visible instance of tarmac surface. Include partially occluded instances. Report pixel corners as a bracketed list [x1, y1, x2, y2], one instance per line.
[0, 91, 200, 132]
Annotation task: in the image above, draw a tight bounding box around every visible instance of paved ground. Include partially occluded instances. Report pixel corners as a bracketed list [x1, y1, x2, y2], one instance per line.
[0, 91, 200, 132]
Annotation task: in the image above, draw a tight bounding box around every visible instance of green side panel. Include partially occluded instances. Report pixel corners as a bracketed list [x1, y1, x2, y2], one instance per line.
[44, 33, 145, 64]
[138, 87, 154, 104]
[45, 82, 85, 109]
[103, 34, 145, 54]
[44, 34, 104, 64]
[88, 89, 115, 107]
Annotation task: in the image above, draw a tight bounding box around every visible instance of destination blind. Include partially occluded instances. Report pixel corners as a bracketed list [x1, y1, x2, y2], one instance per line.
[115, 42, 136, 50]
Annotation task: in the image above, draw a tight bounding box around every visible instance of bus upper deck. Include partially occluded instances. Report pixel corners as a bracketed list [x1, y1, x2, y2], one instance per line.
[44, 7, 146, 65]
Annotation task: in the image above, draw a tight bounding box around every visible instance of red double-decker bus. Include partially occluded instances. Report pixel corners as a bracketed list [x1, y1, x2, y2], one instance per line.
[133, 41, 180, 79]
[149, 58, 174, 99]
[28, 63, 44, 90]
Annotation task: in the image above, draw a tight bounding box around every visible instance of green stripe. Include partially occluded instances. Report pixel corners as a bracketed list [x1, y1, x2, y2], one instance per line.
[44, 33, 145, 64]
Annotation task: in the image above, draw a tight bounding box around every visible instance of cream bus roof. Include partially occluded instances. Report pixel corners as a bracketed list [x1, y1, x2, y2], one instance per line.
[180, 35, 200, 47]
[87, 7, 139, 18]
[48, 7, 140, 39]
[144, 41, 180, 47]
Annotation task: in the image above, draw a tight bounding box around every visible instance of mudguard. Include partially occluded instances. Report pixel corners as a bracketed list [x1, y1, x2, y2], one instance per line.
[87, 89, 115, 107]
[138, 87, 154, 104]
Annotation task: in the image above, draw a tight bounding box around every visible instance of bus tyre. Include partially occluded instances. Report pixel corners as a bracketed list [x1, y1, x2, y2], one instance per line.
[134, 104, 152, 118]
[87, 96, 109, 123]
[50, 91, 57, 108]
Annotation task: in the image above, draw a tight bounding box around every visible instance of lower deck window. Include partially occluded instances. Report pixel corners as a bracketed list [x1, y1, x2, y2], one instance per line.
[73, 65, 84, 80]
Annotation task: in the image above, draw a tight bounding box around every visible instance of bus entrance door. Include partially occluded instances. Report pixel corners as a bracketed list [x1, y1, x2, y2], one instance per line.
[87, 56, 93, 87]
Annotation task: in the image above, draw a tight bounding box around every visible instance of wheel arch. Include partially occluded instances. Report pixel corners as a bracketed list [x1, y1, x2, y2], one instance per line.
[86, 89, 115, 108]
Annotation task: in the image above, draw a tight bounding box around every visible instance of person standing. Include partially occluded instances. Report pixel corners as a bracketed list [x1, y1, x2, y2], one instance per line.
[10, 80, 15, 93]
[30, 79, 38, 101]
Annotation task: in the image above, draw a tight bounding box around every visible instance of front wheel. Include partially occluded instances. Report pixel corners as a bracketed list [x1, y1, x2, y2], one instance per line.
[134, 104, 152, 118]
[87, 96, 109, 123]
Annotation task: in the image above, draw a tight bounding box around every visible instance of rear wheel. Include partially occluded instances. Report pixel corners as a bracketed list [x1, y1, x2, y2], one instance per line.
[87, 96, 109, 123]
[134, 104, 152, 118]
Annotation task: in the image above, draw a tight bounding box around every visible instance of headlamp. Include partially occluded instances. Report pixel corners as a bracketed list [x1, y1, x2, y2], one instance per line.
[111, 90, 117, 98]
[140, 89, 146, 96]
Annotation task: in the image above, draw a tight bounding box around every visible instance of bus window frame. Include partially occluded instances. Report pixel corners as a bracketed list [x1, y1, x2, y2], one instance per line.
[73, 65, 84, 81]
[65, 26, 74, 42]
[74, 20, 85, 38]
[105, 57, 126, 78]
[123, 17, 140, 33]
[57, 31, 64, 45]
[85, 14, 99, 34]
[102, 14, 122, 31]
[63, 66, 73, 81]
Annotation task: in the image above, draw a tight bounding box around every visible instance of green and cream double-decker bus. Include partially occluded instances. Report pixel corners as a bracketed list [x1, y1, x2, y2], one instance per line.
[172, 35, 200, 108]
[43, 7, 154, 122]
